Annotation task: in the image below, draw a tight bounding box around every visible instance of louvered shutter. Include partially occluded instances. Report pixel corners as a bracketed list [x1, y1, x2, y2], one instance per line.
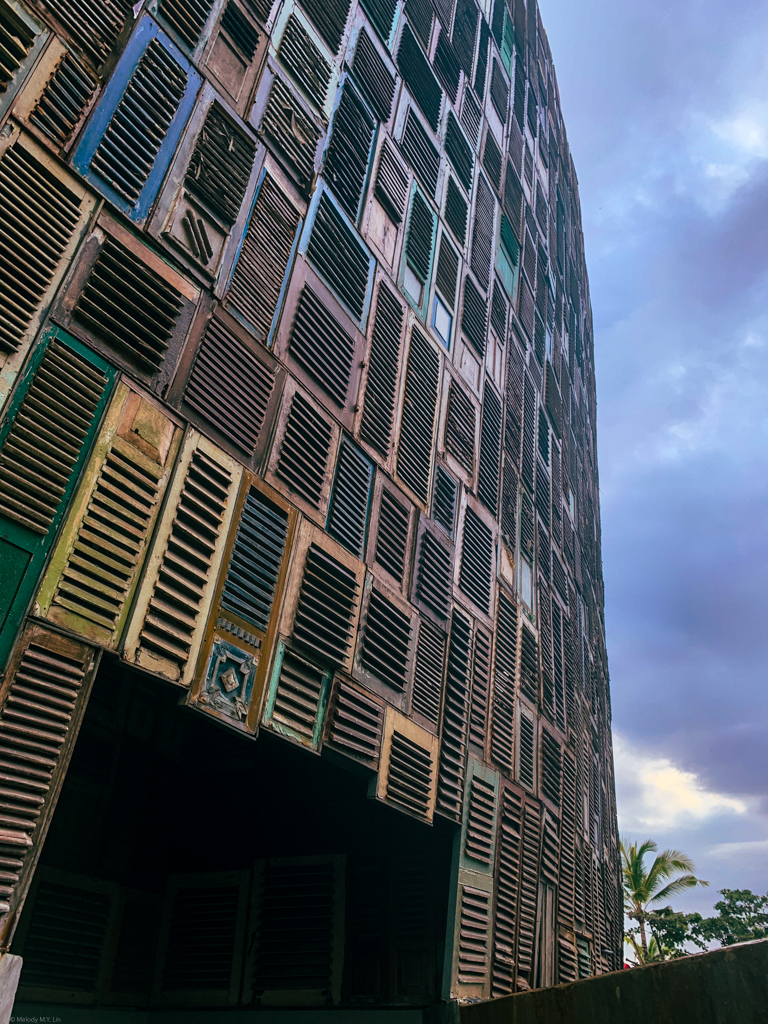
[478, 381, 502, 514]
[444, 378, 477, 476]
[326, 439, 373, 556]
[157, 0, 216, 48]
[436, 607, 472, 821]
[473, 18, 490, 96]
[516, 799, 541, 987]
[517, 702, 535, 792]
[191, 478, 295, 732]
[351, 29, 395, 122]
[468, 626, 491, 750]
[23, 45, 97, 152]
[0, 329, 117, 667]
[489, 60, 508, 123]
[305, 186, 375, 326]
[519, 621, 538, 701]
[376, 707, 438, 822]
[396, 24, 442, 132]
[445, 113, 474, 191]
[155, 871, 249, 1006]
[323, 81, 376, 222]
[277, 14, 332, 111]
[471, 175, 495, 290]
[263, 642, 332, 747]
[288, 284, 357, 407]
[411, 616, 446, 727]
[451, 0, 478, 75]
[482, 130, 502, 194]
[360, 282, 405, 457]
[259, 76, 321, 192]
[403, 187, 437, 308]
[445, 176, 468, 246]
[0, 134, 96, 376]
[225, 171, 301, 342]
[273, 386, 335, 509]
[453, 883, 492, 996]
[374, 138, 409, 222]
[461, 275, 488, 357]
[0, 623, 100, 944]
[462, 763, 498, 869]
[373, 487, 411, 586]
[435, 232, 460, 309]
[325, 677, 384, 767]
[396, 327, 440, 505]
[458, 505, 494, 616]
[491, 785, 522, 996]
[432, 465, 458, 536]
[400, 108, 440, 197]
[460, 87, 482, 147]
[73, 18, 201, 221]
[357, 582, 415, 696]
[36, 384, 182, 649]
[49, 0, 131, 66]
[433, 30, 460, 105]
[0, 0, 44, 116]
[490, 589, 517, 773]
[183, 102, 256, 229]
[558, 750, 577, 927]
[122, 433, 242, 685]
[413, 522, 453, 625]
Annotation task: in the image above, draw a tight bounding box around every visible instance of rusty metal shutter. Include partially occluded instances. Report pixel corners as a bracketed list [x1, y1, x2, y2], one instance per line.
[278, 15, 332, 107]
[490, 590, 516, 771]
[445, 176, 468, 245]
[468, 625, 491, 748]
[0, 145, 82, 355]
[400, 108, 439, 197]
[386, 730, 434, 818]
[324, 83, 376, 221]
[158, 0, 215, 47]
[396, 327, 440, 503]
[306, 191, 371, 323]
[292, 543, 359, 665]
[289, 286, 355, 406]
[360, 283, 404, 455]
[478, 382, 502, 513]
[326, 440, 373, 556]
[75, 238, 184, 371]
[412, 617, 446, 725]
[226, 173, 300, 341]
[184, 318, 275, 454]
[327, 679, 383, 765]
[415, 529, 452, 622]
[185, 103, 256, 226]
[361, 588, 413, 690]
[50, 0, 131, 66]
[435, 233, 459, 307]
[436, 607, 471, 820]
[461, 275, 488, 357]
[261, 76, 320, 191]
[433, 465, 457, 535]
[433, 30, 460, 105]
[471, 174, 495, 288]
[90, 39, 187, 205]
[276, 391, 332, 506]
[491, 786, 522, 995]
[397, 24, 442, 132]
[351, 29, 395, 122]
[445, 111, 473, 191]
[374, 489, 409, 583]
[0, 624, 99, 936]
[444, 379, 476, 475]
[459, 506, 493, 614]
[30, 52, 96, 150]
[375, 138, 408, 222]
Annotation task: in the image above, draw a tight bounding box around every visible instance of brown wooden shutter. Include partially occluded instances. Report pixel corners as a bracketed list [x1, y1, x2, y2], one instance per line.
[396, 24, 442, 132]
[400, 107, 440, 197]
[411, 617, 446, 727]
[325, 676, 384, 767]
[444, 378, 477, 476]
[468, 626, 491, 752]
[323, 82, 376, 222]
[351, 29, 395, 122]
[376, 708, 438, 822]
[27, 50, 97, 151]
[458, 505, 494, 616]
[0, 623, 100, 946]
[490, 589, 517, 773]
[278, 15, 332, 109]
[515, 799, 541, 988]
[436, 607, 472, 821]
[260, 76, 321, 192]
[396, 327, 440, 505]
[491, 784, 522, 996]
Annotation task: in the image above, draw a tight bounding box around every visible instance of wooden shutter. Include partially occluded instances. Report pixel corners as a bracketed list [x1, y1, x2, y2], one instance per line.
[0, 0, 45, 115]
[451, 0, 478, 76]
[326, 439, 373, 556]
[445, 113, 474, 192]
[435, 231, 460, 309]
[436, 607, 472, 821]
[468, 625, 491, 751]
[491, 784, 522, 996]
[490, 589, 517, 773]
[46, 0, 131, 66]
[541, 728, 562, 806]
[460, 86, 482, 147]
[403, 187, 437, 307]
[458, 504, 494, 616]
[396, 327, 440, 505]
[202, 0, 267, 113]
[396, 24, 442, 132]
[352, 29, 396, 122]
[325, 676, 384, 767]
[413, 519, 453, 625]
[323, 81, 377, 222]
[360, 282, 405, 458]
[246, 856, 346, 1005]
[21, 44, 98, 152]
[444, 378, 477, 477]
[411, 616, 446, 728]
[461, 274, 488, 357]
[433, 30, 461, 105]
[517, 702, 536, 792]
[190, 476, 296, 733]
[73, 18, 201, 221]
[461, 760, 499, 871]
[305, 186, 374, 326]
[155, 871, 249, 1007]
[288, 284, 357, 408]
[36, 383, 183, 649]
[271, 383, 337, 512]
[263, 642, 332, 748]
[122, 432, 242, 685]
[0, 329, 117, 667]
[445, 176, 469, 246]
[225, 170, 302, 342]
[482, 129, 502, 194]
[516, 799, 541, 988]
[489, 59, 509, 123]
[400, 107, 440, 197]
[157, 0, 216, 47]
[471, 174, 495, 290]
[453, 882, 492, 996]
[356, 580, 416, 699]
[374, 138, 409, 222]
[432, 465, 458, 536]
[0, 132, 97, 388]
[183, 101, 257, 230]
[259, 74, 321, 192]
[0, 624, 100, 947]
[478, 381, 502, 514]
[558, 750, 577, 927]
[360, 0, 397, 45]
[375, 707, 438, 823]
[277, 14, 332, 112]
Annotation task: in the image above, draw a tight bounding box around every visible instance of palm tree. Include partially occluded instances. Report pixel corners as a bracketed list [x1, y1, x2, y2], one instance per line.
[620, 838, 708, 962]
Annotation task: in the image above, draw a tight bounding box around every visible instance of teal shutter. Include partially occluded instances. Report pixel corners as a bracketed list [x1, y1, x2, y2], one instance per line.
[0, 327, 118, 667]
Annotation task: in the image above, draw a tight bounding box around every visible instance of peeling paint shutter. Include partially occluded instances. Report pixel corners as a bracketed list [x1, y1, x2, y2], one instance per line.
[226, 173, 301, 341]
[396, 24, 442, 132]
[360, 284, 405, 455]
[468, 626, 491, 749]
[444, 379, 476, 475]
[0, 624, 99, 939]
[352, 29, 395, 121]
[411, 617, 445, 725]
[292, 543, 360, 666]
[278, 15, 332, 107]
[30, 53, 97, 150]
[51, 0, 131, 66]
[75, 239, 185, 372]
[396, 327, 440, 503]
[185, 103, 256, 226]
[0, 332, 116, 662]
[459, 506, 494, 615]
[0, 144, 83, 356]
[436, 607, 472, 820]
[276, 391, 333, 506]
[445, 113, 473, 191]
[461, 275, 488, 357]
[491, 786, 522, 995]
[445, 177, 468, 246]
[478, 383, 502, 513]
[265, 645, 331, 745]
[324, 84, 376, 221]
[374, 489, 410, 583]
[326, 440, 373, 556]
[261, 77, 320, 191]
[374, 138, 409, 222]
[490, 590, 517, 772]
[415, 529, 453, 622]
[307, 191, 372, 323]
[184, 316, 276, 454]
[158, 0, 216, 47]
[289, 286, 356, 406]
[400, 108, 440, 197]
[360, 588, 413, 690]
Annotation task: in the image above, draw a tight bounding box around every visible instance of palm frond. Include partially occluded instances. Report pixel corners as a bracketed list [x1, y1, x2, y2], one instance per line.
[650, 875, 709, 905]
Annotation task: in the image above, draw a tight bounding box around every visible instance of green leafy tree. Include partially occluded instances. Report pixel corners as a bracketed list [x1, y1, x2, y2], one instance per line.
[693, 889, 768, 947]
[620, 838, 709, 962]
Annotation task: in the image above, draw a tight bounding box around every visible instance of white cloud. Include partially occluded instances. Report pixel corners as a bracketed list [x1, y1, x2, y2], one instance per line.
[709, 838, 768, 859]
[614, 733, 748, 831]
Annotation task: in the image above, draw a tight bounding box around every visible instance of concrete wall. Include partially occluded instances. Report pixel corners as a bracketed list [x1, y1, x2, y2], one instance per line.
[459, 939, 768, 1024]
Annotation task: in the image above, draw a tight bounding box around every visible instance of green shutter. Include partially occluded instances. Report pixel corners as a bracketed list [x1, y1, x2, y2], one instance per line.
[0, 327, 118, 668]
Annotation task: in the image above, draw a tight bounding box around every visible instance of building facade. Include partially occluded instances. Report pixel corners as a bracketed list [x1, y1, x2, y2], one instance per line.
[0, 0, 620, 1011]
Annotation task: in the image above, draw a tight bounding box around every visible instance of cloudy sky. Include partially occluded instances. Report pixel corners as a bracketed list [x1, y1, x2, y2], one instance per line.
[538, 0, 768, 913]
